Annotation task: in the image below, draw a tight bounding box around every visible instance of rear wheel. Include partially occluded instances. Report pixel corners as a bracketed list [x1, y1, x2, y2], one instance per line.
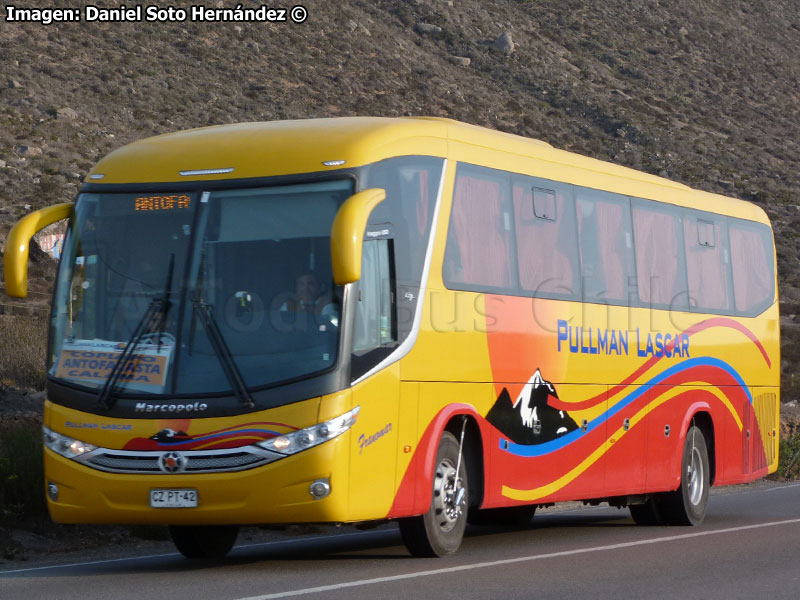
[399, 431, 469, 557]
[660, 425, 710, 525]
[169, 525, 239, 559]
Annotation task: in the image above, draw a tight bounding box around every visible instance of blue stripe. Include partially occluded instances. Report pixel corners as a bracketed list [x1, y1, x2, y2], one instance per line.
[499, 357, 751, 458]
[159, 428, 280, 445]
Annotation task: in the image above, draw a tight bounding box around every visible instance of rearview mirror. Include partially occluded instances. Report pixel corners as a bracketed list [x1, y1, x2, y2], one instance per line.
[330, 188, 386, 285]
[4, 203, 74, 298]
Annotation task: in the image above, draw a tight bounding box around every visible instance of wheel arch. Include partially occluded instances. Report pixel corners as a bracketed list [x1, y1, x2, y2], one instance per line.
[387, 403, 486, 518]
[680, 406, 716, 486]
[445, 414, 485, 512]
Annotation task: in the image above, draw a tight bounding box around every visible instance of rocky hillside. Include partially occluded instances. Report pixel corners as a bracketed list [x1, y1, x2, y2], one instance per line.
[1, 0, 799, 397]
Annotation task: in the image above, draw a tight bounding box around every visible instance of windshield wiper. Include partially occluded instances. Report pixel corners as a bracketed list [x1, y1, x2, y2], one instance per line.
[95, 254, 175, 411]
[191, 298, 255, 409]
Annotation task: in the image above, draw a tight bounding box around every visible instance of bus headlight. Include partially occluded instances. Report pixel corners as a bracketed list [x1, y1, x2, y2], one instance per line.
[258, 406, 360, 455]
[43, 426, 97, 459]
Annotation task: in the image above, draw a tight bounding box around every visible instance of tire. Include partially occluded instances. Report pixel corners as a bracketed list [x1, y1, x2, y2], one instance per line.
[629, 498, 664, 526]
[399, 431, 469, 557]
[469, 504, 537, 528]
[659, 425, 710, 526]
[169, 525, 239, 559]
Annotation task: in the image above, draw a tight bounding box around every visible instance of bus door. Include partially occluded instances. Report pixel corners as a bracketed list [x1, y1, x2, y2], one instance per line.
[347, 237, 401, 520]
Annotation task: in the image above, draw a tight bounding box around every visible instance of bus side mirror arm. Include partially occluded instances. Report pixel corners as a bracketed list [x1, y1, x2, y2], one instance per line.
[3, 203, 74, 298]
[330, 188, 386, 285]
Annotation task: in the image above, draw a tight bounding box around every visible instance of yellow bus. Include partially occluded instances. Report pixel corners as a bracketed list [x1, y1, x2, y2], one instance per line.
[4, 117, 779, 558]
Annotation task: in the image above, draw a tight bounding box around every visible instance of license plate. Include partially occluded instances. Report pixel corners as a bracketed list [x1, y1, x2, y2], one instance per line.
[150, 488, 198, 508]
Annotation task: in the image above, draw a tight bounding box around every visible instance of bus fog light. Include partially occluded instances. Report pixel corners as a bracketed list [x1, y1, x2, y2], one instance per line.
[309, 479, 331, 500]
[48, 482, 59, 501]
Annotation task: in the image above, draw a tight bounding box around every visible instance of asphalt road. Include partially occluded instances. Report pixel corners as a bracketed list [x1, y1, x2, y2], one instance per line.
[3, 482, 800, 600]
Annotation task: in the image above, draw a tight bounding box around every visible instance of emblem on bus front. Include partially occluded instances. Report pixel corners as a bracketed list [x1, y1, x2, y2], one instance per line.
[159, 451, 186, 473]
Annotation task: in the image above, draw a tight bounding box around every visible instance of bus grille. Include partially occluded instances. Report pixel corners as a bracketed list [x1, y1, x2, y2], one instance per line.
[78, 446, 282, 474]
[754, 391, 779, 467]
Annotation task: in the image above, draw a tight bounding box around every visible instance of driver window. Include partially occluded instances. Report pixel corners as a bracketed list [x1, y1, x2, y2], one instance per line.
[352, 238, 396, 377]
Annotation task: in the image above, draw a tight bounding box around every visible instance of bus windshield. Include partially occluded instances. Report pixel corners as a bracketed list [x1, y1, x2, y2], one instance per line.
[49, 179, 353, 397]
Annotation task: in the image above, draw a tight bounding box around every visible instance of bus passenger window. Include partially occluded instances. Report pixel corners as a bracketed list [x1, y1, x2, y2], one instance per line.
[575, 189, 634, 304]
[444, 167, 513, 289]
[729, 219, 775, 315]
[632, 200, 688, 309]
[514, 181, 579, 299]
[683, 214, 732, 311]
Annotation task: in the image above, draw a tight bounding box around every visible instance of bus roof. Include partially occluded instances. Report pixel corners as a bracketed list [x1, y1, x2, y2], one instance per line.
[85, 117, 769, 225]
[88, 117, 450, 184]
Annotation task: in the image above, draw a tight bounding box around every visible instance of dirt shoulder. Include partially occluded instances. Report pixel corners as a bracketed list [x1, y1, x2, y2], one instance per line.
[780, 399, 800, 435]
[0, 386, 45, 427]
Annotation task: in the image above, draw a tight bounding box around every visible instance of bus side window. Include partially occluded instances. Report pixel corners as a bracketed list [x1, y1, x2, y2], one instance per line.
[513, 180, 579, 299]
[575, 189, 634, 304]
[352, 238, 397, 379]
[360, 156, 444, 343]
[632, 199, 689, 309]
[683, 213, 733, 312]
[443, 167, 513, 290]
[728, 219, 775, 315]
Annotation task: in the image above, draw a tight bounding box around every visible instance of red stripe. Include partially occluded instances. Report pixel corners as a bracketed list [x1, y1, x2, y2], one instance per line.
[550, 317, 768, 412]
[183, 421, 297, 437]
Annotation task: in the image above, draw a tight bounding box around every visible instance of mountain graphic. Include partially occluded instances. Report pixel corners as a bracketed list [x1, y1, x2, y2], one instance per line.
[486, 369, 578, 445]
[149, 428, 192, 443]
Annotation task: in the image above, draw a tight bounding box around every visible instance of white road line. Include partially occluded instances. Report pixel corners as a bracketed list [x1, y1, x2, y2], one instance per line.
[236, 518, 800, 600]
[762, 482, 800, 491]
[2, 484, 798, 577]
[0, 531, 378, 575]
[0, 551, 181, 575]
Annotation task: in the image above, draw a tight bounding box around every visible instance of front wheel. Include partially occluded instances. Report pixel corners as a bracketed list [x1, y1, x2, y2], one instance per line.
[399, 431, 468, 557]
[169, 525, 239, 559]
[660, 425, 710, 525]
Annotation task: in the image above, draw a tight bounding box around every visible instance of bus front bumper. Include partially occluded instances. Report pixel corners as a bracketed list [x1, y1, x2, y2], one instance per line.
[43, 440, 351, 525]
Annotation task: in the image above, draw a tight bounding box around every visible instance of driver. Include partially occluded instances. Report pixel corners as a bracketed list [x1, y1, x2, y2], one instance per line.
[279, 272, 338, 319]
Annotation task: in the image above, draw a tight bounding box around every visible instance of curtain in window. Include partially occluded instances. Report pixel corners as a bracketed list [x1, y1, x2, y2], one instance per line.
[514, 186, 574, 295]
[446, 175, 512, 287]
[730, 225, 773, 313]
[633, 207, 681, 305]
[684, 218, 731, 310]
[596, 201, 627, 301]
[577, 198, 628, 302]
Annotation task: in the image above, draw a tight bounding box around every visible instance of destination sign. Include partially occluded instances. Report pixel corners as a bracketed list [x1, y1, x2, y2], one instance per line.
[54, 339, 172, 391]
[135, 195, 191, 212]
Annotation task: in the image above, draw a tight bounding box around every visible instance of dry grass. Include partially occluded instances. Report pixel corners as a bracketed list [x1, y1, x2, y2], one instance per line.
[0, 422, 46, 526]
[777, 424, 800, 480]
[0, 315, 48, 390]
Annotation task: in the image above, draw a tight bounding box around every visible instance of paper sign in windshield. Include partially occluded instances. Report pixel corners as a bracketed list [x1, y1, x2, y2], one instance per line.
[54, 339, 172, 391]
